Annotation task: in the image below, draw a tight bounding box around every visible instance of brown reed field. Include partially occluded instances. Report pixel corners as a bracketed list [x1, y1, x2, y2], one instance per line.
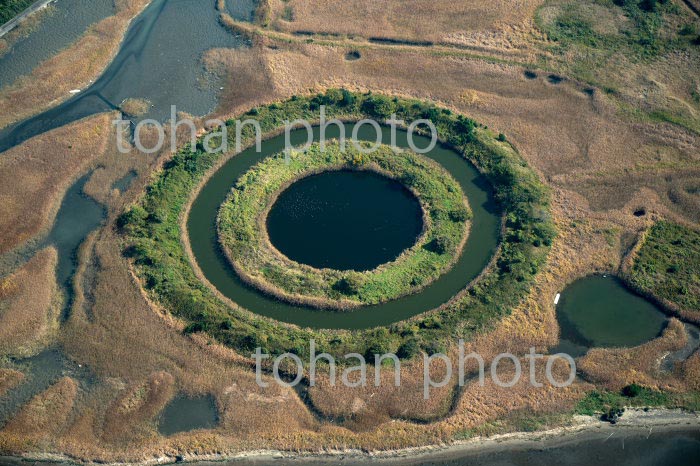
[0, 0, 699, 462]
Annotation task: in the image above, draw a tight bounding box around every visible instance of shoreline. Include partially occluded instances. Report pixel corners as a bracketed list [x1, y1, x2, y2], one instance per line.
[2, 409, 698, 465]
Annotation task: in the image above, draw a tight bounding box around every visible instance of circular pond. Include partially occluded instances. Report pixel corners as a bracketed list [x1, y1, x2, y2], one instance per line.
[556, 275, 668, 355]
[187, 123, 501, 329]
[267, 170, 423, 271]
[218, 141, 469, 310]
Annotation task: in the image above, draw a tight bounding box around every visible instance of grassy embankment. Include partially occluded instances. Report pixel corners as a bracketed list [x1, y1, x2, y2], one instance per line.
[218, 142, 470, 310]
[626, 220, 700, 322]
[0, 0, 35, 25]
[120, 90, 555, 360]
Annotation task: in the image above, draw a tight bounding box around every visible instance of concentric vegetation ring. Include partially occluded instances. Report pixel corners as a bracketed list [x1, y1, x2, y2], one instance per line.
[217, 141, 471, 311]
[120, 90, 555, 359]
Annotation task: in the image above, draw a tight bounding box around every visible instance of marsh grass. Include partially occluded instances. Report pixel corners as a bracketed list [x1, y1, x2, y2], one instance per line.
[0, 368, 24, 397]
[119, 98, 150, 118]
[0, 377, 77, 452]
[0, 248, 59, 358]
[0, 112, 113, 255]
[535, 0, 700, 135]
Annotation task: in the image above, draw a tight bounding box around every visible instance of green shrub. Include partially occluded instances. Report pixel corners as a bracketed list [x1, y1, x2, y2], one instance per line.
[341, 88, 356, 107]
[361, 95, 396, 119]
[425, 235, 453, 254]
[116, 205, 148, 234]
[679, 24, 697, 36]
[396, 338, 421, 359]
[449, 206, 471, 222]
[622, 383, 643, 398]
[333, 275, 364, 295]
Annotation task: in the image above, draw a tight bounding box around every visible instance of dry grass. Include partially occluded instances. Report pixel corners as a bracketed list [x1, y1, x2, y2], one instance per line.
[0, 247, 58, 358]
[0, 112, 112, 255]
[203, 47, 275, 114]
[680, 351, 700, 391]
[101, 371, 175, 445]
[308, 356, 454, 428]
[1, 3, 699, 460]
[0, 369, 24, 397]
[0, 0, 152, 129]
[442, 358, 590, 436]
[267, 0, 543, 50]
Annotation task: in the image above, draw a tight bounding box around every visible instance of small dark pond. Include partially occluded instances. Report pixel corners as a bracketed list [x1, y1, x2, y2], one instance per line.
[555, 275, 668, 356]
[266, 170, 423, 271]
[158, 394, 219, 436]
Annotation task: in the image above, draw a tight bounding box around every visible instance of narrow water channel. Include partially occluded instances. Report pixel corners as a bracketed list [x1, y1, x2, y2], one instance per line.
[187, 124, 501, 329]
[47, 173, 106, 319]
[0, 0, 253, 153]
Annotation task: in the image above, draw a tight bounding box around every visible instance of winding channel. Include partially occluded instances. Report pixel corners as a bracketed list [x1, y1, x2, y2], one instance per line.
[187, 124, 501, 329]
[0, 0, 252, 153]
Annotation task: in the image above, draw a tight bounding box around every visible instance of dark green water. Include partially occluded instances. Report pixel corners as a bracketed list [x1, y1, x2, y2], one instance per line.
[187, 124, 501, 329]
[556, 275, 668, 354]
[158, 394, 218, 436]
[266, 170, 424, 271]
